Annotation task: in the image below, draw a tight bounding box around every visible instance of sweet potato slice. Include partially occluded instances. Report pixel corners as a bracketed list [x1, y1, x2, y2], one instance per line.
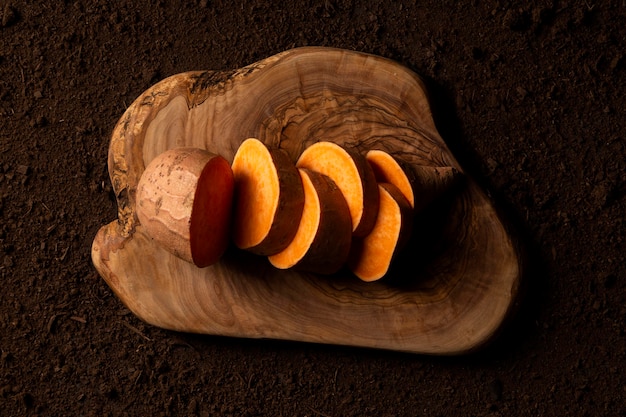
[348, 182, 413, 282]
[231, 138, 304, 255]
[366, 149, 460, 213]
[136, 147, 234, 268]
[366, 149, 415, 209]
[296, 141, 379, 237]
[268, 168, 352, 275]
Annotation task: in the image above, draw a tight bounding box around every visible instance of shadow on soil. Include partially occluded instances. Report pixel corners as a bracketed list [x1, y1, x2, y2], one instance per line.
[421, 76, 550, 362]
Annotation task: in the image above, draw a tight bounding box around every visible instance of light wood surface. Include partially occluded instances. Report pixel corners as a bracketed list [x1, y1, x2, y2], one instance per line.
[91, 47, 522, 354]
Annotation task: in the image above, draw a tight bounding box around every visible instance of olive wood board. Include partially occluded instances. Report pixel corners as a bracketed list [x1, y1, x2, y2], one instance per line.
[91, 47, 522, 355]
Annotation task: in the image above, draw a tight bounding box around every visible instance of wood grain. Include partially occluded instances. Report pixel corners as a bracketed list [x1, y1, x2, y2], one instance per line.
[92, 47, 522, 354]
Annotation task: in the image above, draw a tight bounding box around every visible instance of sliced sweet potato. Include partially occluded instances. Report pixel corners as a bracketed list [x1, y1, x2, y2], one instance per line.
[296, 141, 379, 237]
[136, 147, 234, 268]
[366, 149, 460, 213]
[231, 138, 305, 255]
[347, 182, 413, 282]
[268, 168, 352, 275]
[366, 149, 415, 209]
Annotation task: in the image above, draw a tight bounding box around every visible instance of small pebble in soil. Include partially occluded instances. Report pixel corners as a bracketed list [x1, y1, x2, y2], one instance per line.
[1, 4, 19, 27]
[502, 8, 531, 31]
[16, 165, 30, 176]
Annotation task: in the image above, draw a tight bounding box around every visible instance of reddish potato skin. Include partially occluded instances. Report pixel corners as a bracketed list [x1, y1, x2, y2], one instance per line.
[136, 147, 234, 267]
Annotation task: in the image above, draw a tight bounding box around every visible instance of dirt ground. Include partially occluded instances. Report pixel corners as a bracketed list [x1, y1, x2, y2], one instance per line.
[1, 1, 625, 416]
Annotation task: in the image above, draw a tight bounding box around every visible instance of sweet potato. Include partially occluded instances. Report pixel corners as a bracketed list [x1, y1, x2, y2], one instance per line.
[347, 182, 413, 282]
[231, 138, 305, 255]
[268, 168, 352, 275]
[296, 141, 379, 237]
[136, 147, 234, 268]
[366, 149, 460, 213]
[366, 149, 415, 209]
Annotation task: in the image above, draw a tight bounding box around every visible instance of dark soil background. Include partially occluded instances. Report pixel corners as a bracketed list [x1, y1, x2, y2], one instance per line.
[1, 1, 625, 416]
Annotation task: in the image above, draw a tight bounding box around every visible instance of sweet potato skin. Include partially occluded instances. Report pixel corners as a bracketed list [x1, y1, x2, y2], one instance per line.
[231, 138, 305, 256]
[136, 147, 233, 267]
[268, 168, 352, 275]
[296, 141, 379, 237]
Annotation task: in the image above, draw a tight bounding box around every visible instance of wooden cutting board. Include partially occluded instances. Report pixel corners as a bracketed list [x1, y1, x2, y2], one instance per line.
[91, 47, 522, 355]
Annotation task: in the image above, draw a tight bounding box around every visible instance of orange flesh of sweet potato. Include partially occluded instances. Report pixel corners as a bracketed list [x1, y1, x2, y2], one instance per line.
[190, 156, 235, 267]
[367, 150, 462, 213]
[268, 168, 352, 274]
[348, 182, 413, 282]
[296, 141, 379, 237]
[231, 138, 304, 255]
[136, 147, 234, 267]
[366, 149, 415, 209]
